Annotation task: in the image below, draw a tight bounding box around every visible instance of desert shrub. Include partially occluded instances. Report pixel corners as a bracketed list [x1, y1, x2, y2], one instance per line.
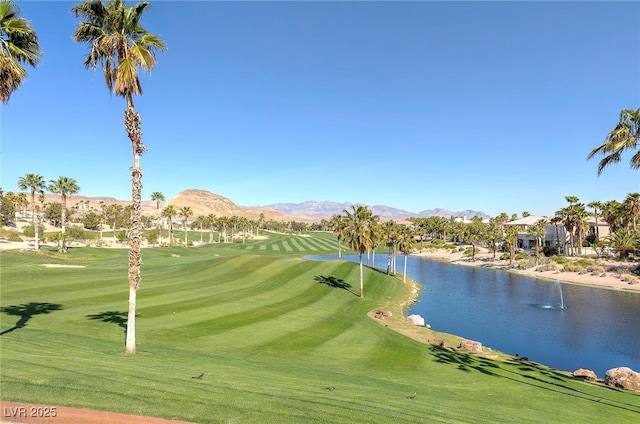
[145, 229, 158, 245]
[620, 273, 639, 284]
[539, 261, 561, 272]
[551, 256, 568, 265]
[517, 259, 534, 270]
[116, 230, 127, 244]
[66, 225, 86, 241]
[574, 258, 594, 268]
[462, 247, 474, 257]
[21, 224, 45, 238]
[587, 265, 605, 274]
[515, 252, 528, 261]
[0, 228, 23, 242]
[565, 264, 585, 274]
[499, 253, 510, 261]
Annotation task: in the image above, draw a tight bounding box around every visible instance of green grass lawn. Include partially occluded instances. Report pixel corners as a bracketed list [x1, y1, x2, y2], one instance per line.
[1, 232, 639, 423]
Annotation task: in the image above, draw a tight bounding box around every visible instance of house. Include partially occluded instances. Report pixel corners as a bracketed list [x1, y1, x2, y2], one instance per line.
[505, 215, 568, 251]
[586, 219, 610, 242]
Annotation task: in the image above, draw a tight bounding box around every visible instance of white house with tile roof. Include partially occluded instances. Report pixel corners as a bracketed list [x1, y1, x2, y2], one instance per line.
[505, 215, 568, 251]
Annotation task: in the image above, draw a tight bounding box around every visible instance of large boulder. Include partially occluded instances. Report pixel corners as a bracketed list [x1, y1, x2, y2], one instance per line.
[604, 367, 640, 392]
[573, 369, 598, 382]
[458, 339, 482, 353]
[406, 314, 425, 326]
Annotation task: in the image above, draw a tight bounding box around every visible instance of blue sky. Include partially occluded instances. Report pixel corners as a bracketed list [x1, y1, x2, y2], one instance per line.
[2, 1, 639, 217]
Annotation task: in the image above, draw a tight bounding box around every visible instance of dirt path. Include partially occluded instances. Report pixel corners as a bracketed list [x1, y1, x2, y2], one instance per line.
[0, 401, 196, 424]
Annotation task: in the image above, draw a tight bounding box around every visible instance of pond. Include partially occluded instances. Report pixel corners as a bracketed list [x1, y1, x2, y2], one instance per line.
[308, 254, 640, 377]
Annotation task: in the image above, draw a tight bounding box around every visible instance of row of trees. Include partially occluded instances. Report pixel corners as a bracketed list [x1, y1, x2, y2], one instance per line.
[327, 193, 640, 298]
[329, 206, 417, 299]
[6, 174, 80, 252]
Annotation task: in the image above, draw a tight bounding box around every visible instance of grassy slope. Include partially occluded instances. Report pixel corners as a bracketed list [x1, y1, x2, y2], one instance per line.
[1, 232, 639, 423]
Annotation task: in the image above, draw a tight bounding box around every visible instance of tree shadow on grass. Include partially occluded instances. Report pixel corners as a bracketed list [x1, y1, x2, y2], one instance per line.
[0, 302, 63, 335]
[87, 311, 128, 334]
[314, 275, 359, 297]
[428, 345, 640, 414]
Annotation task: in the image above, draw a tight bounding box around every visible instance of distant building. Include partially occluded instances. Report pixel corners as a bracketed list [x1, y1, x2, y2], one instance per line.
[505, 215, 568, 251]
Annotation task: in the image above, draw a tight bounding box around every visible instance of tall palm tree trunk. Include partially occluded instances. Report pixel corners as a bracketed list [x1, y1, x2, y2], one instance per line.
[31, 198, 40, 250]
[60, 198, 67, 253]
[359, 253, 364, 298]
[403, 254, 408, 283]
[125, 105, 143, 355]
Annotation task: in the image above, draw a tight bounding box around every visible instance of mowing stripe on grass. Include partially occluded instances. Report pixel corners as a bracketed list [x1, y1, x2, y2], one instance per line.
[288, 237, 306, 251]
[298, 237, 327, 250]
[3, 247, 640, 424]
[281, 241, 293, 252]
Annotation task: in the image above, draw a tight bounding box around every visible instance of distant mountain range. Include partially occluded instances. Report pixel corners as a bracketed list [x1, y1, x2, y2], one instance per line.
[263, 201, 491, 221]
[46, 190, 490, 223]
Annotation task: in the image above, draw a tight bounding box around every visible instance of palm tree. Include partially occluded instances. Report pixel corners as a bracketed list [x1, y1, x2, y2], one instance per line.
[588, 108, 640, 175]
[605, 228, 639, 260]
[550, 215, 563, 253]
[179, 206, 193, 246]
[342, 205, 378, 298]
[150, 191, 164, 244]
[381, 220, 400, 275]
[624, 192, 640, 234]
[485, 218, 502, 261]
[206, 213, 216, 243]
[17, 174, 45, 250]
[191, 215, 204, 243]
[72, 0, 165, 356]
[161, 205, 177, 246]
[602, 200, 625, 234]
[465, 217, 485, 260]
[526, 219, 547, 266]
[570, 203, 590, 256]
[397, 225, 415, 283]
[587, 201, 603, 243]
[328, 214, 346, 258]
[504, 225, 519, 267]
[218, 216, 229, 243]
[238, 216, 249, 243]
[48, 176, 80, 252]
[0, 0, 41, 103]
[229, 216, 239, 243]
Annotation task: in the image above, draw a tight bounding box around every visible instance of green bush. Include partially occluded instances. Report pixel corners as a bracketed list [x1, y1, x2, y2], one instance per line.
[21, 224, 46, 238]
[145, 229, 159, 245]
[550, 256, 568, 265]
[574, 258, 594, 268]
[515, 252, 528, 261]
[67, 225, 86, 240]
[116, 230, 127, 243]
[499, 253, 510, 261]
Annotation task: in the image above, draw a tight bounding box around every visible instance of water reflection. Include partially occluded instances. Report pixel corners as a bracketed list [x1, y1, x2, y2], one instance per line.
[307, 254, 640, 377]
